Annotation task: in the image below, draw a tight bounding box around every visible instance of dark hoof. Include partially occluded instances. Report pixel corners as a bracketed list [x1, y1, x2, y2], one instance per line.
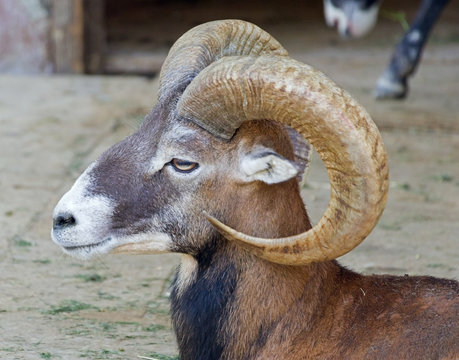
[373, 73, 408, 100]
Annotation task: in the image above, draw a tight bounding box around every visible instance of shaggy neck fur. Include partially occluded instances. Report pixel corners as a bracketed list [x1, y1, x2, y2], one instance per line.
[170, 235, 348, 360]
[170, 241, 458, 360]
[169, 177, 341, 360]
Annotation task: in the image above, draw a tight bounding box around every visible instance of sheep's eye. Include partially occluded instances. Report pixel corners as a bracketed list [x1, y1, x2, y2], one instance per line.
[171, 158, 199, 173]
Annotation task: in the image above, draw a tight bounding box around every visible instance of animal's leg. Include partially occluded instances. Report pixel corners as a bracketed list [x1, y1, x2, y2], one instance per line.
[374, 0, 450, 99]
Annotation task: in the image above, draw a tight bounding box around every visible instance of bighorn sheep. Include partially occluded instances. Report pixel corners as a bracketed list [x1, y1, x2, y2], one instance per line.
[52, 20, 458, 359]
[324, 0, 450, 99]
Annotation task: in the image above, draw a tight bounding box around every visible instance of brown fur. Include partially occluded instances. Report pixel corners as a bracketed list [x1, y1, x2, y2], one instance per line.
[218, 252, 458, 359]
[171, 120, 458, 360]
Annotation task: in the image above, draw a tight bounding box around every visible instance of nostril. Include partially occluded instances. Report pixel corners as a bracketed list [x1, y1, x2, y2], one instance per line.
[53, 213, 77, 230]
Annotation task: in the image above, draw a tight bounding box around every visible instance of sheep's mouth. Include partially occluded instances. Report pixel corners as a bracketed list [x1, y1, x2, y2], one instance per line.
[62, 237, 112, 252]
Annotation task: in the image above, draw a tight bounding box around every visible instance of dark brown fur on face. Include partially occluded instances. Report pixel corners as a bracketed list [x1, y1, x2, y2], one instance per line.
[170, 120, 458, 360]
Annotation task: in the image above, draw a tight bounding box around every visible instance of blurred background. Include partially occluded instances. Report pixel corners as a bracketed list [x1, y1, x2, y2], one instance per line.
[0, 0, 458, 359]
[1, 0, 457, 76]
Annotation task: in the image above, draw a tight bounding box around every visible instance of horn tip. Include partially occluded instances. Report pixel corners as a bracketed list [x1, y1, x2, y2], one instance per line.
[203, 211, 222, 227]
[203, 211, 241, 243]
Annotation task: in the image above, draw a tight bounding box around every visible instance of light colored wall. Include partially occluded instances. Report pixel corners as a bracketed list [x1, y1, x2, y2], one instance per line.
[0, 0, 51, 73]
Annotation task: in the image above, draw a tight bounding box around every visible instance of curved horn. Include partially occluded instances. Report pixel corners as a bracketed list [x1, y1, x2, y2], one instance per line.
[177, 55, 389, 265]
[158, 20, 288, 102]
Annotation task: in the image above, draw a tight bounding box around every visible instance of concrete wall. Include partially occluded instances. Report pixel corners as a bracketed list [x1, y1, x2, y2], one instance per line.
[0, 0, 52, 73]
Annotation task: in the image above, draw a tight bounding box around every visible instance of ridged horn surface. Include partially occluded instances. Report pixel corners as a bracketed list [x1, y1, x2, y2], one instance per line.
[177, 56, 389, 265]
[158, 20, 288, 102]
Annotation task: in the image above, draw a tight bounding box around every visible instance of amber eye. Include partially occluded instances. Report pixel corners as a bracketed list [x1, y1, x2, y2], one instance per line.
[171, 158, 199, 173]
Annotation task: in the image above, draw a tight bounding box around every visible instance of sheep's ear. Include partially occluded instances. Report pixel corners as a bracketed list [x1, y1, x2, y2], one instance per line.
[239, 148, 299, 184]
[284, 125, 313, 184]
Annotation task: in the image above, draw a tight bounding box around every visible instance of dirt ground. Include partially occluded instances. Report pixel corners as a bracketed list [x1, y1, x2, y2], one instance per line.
[1, 6, 459, 360]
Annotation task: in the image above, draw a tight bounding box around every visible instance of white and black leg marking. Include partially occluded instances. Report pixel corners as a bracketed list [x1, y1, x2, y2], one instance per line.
[374, 0, 450, 99]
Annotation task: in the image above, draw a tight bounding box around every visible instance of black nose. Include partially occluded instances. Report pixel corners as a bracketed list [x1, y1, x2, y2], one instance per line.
[53, 213, 77, 230]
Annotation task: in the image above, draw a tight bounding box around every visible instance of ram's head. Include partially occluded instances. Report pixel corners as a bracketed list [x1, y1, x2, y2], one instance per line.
[52, 20, 388, 265]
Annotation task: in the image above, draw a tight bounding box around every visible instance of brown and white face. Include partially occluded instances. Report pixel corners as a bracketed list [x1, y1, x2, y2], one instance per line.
[51, 107, 301, 260]
[52, 20, 388, 266]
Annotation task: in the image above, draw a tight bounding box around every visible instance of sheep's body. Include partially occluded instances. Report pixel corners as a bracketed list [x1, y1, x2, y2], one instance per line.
[51, 20, 459, 359]
[172, 250, 458, 359]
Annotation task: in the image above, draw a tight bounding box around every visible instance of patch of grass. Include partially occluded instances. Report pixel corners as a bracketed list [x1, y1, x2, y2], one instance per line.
[66, 328, 92, 336]
[427, 263, 444, 268]
[380, 9, 409, 31]
[140, 354, 179, 360]
[426, 263, 454, 271]
[79, 349, 124, 359]
[379, 222, 402, 231]
[40, 352, 52, 359]
[4, 210, 13, 217]
[115, 321, 141, 326]
[143, 324, 165, 333]
[45, 300, 96, 314]
[98, 290, 119, 300]
[18, 306, 39, 312]
[76, 273, 105, 282]
[12, 235, 32, 247]
[396, 182, 411, 191]
[431, 174, 453, 183]
[1, 346, 24, 352]
[100, 322, 115, 332]
[34, 259, 51, 264]
[126, 299, 140, 308]
[66, 320, 109, 337]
